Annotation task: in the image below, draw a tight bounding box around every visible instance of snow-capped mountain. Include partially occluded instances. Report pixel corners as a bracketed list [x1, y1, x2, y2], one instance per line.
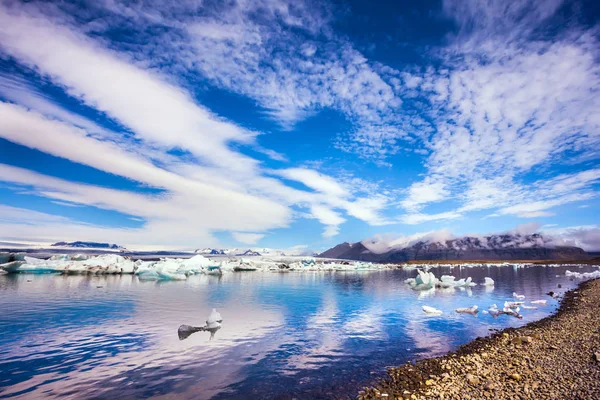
[194, 247, 317, 257]
[194, 248, 225, 255]
[319, 233, 590, 261]
[51, 241, 126, 251]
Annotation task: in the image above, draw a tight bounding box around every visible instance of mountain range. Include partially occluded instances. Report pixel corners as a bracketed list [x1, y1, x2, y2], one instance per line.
[51, 241, 126, 250]
[194, 247, 317, 257]
[319, 233, 591, 261]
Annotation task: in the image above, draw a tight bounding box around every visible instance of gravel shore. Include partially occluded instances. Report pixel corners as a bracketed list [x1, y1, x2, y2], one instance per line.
[359, 279, 600, 400]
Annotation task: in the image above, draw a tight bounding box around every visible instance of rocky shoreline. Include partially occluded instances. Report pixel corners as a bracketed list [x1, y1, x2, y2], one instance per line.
[359, 279, 600, 399]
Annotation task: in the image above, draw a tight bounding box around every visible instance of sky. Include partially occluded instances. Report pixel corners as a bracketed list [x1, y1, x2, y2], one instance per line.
[0, 0, 599, 251]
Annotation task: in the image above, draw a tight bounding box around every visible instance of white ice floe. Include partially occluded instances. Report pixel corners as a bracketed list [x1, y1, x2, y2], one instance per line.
[0, 252, 394, 280]
[565, 269, 600, 279]
[422, 305, 443, 315]
[531, 300, 547, 305]
[206, 308, 223, 329]
[521, 305, 537, 310]
[455, 305, 478, 314]
[504, 301, 524, 309]
[405, 270, 477, 293]
[483, 277, 495, 286]
[513, 292, 526, 300]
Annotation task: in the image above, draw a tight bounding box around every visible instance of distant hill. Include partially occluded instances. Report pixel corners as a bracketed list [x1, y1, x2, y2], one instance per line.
[319, 233, 591, 262]
[51, 241, 126, 250]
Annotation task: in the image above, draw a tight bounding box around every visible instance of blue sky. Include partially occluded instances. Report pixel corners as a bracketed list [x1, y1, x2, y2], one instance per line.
[0, 0, 599, 251]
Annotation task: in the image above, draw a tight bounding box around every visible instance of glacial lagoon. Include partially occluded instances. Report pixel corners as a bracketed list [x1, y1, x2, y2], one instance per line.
[1, 264, 598, 399]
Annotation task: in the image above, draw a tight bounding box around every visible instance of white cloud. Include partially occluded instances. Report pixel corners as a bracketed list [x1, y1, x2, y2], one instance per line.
[542, 225, 600, 251]
[274, 168, 348, 197]
[0, 0, 598, 247]
[0, 2, 410, 244]
[400, 211, 462, 225]
[400, 178, 449, 212]
[231, 232, 266, 245]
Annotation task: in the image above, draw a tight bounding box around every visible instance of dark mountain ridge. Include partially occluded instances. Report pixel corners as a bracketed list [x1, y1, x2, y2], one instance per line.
[51, 241, 125, 250]
[319, 233, 591, 262]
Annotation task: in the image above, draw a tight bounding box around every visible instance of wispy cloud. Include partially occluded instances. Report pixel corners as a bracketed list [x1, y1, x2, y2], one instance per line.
[0, 0, 597, 247]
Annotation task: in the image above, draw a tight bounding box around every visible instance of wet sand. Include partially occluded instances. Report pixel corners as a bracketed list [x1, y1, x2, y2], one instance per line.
[359, 279, 600, 400]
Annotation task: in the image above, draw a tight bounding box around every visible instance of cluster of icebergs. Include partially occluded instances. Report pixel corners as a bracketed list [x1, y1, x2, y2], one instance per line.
[403, 262, 591, 269]
[565, 269, 600, 280]
[410, 269, 553, 319]
[404, 269, 493, 291]
[422, 298, 548, 319]
[0, 253, 392, 280]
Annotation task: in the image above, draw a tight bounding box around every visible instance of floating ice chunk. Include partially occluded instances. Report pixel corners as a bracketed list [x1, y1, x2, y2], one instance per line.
[489, 309, 501, 318]
[483, 277, 495, 286]
[1, 261, 60, 274]
[482, 310, 488, 314]
[417, 287, 436, 299]
[206, 308, 223, 329]
[565, 270, 600, 279]
[456, 305, 478, 314]
[531, 300, 547, 305]
[454, 277, 477, 288]
[422, 305, 443, 315]
[416, 270, 437, 287]
[504, 301, 523, 309]
[502, 308, 523, 319]
[206, 265, 222, 275]
[156, 270, 187, 281]
[0, 253, 25, 264]
[437, 275, 458, 288]
[489, 304, 498, 310]
[404, 278, 417, 286]
[513, 292, 525, 300]
[521, 305, 537, 310]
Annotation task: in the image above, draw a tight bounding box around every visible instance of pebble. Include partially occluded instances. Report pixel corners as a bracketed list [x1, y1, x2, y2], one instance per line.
[510, 373, 521, 381]
[466, 374, 479, 385]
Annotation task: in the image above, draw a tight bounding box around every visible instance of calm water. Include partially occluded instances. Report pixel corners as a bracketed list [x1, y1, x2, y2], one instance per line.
[0, 264, 597, 399]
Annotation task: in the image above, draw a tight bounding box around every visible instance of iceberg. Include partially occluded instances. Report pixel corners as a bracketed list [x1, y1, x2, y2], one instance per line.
[521, 305, 537, 310]
[455, 305, 478, 314]
[513, 292, 525, 300]
[206, 308, 223, 329]
[565, 269, 600, 279]
[531, 300, 547, 305]
[504, 301, 524, 309]
[483, 277, 495, 286]
[405, 270, 477, 293]
[137, 269, 160, 281]
[0, 261, 60, 274]
[422, 305, 443, 315]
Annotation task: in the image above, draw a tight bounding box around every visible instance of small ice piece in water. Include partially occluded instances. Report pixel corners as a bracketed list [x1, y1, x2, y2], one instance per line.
[521, 305, 537, 310]
[531, 300, 547, 305]
[483, 277, 495, 286]
[513, 292, 525, 300]
[502, 308, 523, 319]
[422, 305, 443, 315]
[482, 310, 488, 314]
[455, 305, 478, 314]
[489, 304, 498, 310]
[565, 270, 600, 279]
[206, 308, 223, 329]
[504, 301, 523, 309]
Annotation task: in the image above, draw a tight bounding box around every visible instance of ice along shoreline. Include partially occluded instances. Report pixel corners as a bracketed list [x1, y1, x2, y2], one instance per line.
[1, 251, 599, 280]
[359, 278, 600, 400]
